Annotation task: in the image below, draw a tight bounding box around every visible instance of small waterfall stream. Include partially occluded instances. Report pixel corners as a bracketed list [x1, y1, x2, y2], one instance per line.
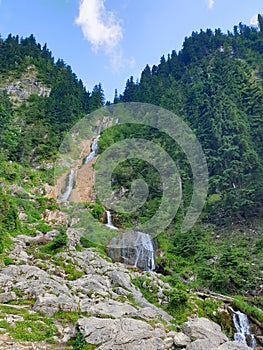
[107, 230, 155, 271]
[60, 130, 157, 271]
[233, 310, 257, 349]
[61, 135, 100, 202]
[61, 169, 75, 202]
[84, 135, 100, 164]
[105, 210, 118, 230]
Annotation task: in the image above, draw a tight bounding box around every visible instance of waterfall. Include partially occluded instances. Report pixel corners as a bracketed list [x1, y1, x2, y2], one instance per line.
[108, 231, 155, 271]
[61, 169, 75, 202]
[105, 210, 118, 230]
[133, 231, 155, 271]
[233, 310, 257, 349]
[60, 134, 100, 202]
[84, 135, 100, 164]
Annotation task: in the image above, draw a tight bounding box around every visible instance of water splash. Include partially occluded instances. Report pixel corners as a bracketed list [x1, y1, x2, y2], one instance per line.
[233, 310, 257, 349]
[105, 210, 118, 230]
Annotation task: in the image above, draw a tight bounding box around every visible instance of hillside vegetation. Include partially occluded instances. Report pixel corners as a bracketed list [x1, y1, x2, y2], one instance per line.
[0, 19, 262, 348]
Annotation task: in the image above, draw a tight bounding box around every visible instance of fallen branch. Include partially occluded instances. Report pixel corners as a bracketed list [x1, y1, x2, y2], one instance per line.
[195, 290, 234, 303]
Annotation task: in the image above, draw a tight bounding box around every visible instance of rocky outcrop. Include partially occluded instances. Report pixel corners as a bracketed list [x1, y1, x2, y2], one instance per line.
[0, 65, 51, 105]
[183, 317, 228, 344]
[78, 317, 167, 350]
[0, 229, 255, 349]
[183, 318, 251, 350]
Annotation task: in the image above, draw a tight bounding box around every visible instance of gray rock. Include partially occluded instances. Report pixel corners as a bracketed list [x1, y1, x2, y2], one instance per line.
[164, 336, 174, 348]
[86, 299, 138, 318]
[213, 341, 251, 350]
[99, 337, 166, 350]
[0, 292, 16, 303]
[186, 339, 219, 350]
[107, 270, 133, 291]
[78, 317, 168, 349]
[72, 274, 111, 297]
[173, 331, 191, 347]
[33, 293, 78, 316]
[61, 326, 76, 343]
[183, 317, 228, 345]
[136, 306, 160, 320]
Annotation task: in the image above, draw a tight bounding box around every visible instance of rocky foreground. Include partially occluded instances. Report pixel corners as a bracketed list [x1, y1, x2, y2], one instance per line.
[0, 228, 256, 350]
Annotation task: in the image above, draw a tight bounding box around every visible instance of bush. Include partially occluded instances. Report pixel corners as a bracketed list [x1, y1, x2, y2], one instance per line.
[36, 222, 51, 233]
[41, 229, 67, 254]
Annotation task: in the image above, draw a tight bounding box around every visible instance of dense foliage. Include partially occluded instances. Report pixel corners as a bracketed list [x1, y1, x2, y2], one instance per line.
[118, 22, 263, 222]
[0, 34, 104, 255]
[100, 21, 263, 295]
[0, 22, 262, 300]
[0, 34, 104, 163]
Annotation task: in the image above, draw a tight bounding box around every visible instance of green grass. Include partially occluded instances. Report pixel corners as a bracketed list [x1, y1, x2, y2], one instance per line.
[0, 304, 57, 342]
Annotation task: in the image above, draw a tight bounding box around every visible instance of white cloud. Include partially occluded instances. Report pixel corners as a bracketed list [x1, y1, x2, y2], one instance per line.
[75, 0, 123, 53]
[250, 14, 258, 26]
[207, 0, 214, 9]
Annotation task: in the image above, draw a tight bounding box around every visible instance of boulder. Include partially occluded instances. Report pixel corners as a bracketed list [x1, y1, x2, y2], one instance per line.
[85, 299, 138, 318]
[78, 317, 167, 350]
[0, 292, 16, 303]
[173, 331, 191, 347]
[187, 339, 218, 350]
[33, 293, 78, 316]
[212, 341, 251, 349]
[183, 317, 228, 345]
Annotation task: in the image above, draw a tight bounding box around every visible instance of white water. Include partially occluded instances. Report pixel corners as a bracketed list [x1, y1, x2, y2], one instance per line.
[108, 231, 155, 271]
[233, 310, 257, 349]
[84, 135, 100, 164]
[61, 169, 75, 202]
[105, 210, 118, 230]
[133, 231, 155, 271]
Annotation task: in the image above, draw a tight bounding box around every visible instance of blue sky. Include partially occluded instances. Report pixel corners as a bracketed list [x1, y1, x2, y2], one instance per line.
[0, 0, 262, 101]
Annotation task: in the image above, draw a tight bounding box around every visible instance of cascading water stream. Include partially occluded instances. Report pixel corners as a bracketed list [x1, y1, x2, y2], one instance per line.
[133, 231, 155, 271]
[61, 169, 75, 202]
[233, 310, 257, 349]
[105, 210, 118, 230]
[84, 135, 100, 164]
[107, 230, 155, 271]
[60, 129, 157, 271]
[61, 135, 100, 202]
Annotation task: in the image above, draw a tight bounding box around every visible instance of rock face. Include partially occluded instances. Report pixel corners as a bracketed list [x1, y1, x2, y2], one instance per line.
[183, 317, 228, 344]
[0, 229, 255, 349]
[0, 65, 51, 104]
[108, 231, 156, 271]
[184, 318, 251, 350]
[78, 317, 167, 350]
[173, 332, 191, 347]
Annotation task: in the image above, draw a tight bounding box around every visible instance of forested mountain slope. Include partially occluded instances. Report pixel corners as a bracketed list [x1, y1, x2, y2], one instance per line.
[0, 22, 262, 349]
[0, 34, 105, 164]
[119, 21, 263, 222]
